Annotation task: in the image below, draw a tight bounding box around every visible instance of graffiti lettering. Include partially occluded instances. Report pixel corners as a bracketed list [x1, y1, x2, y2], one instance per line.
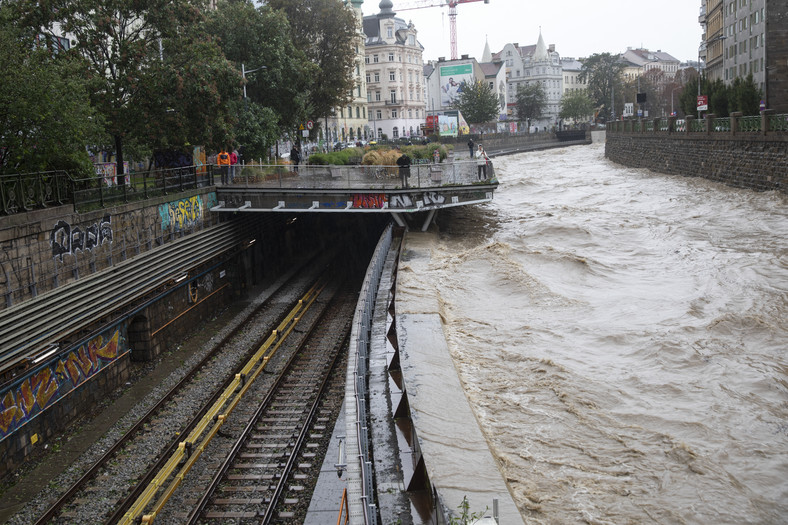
[51, 215, 113, 261]
[389, 194, 413, 208]
[422, 192, 446, 206]
[159, 195, 209, 231]
[0, 328, 125, 440]
[352, 193, 387, 209]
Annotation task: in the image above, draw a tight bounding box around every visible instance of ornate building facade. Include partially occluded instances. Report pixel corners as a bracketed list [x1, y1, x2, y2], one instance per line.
[362, 0, 427, 140]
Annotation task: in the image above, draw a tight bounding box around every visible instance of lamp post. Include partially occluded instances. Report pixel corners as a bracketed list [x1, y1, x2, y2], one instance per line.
[241, 63, 267, 101]
[670, 86, 681, 116]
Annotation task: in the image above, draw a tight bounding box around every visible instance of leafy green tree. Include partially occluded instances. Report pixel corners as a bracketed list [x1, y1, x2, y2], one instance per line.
[266, 0, 358, 126]
[453, 79, 500, 124]
[579, 53, 625, 118]
[206, 1, 314, 157]
[0, 21, 101, 175]
[559, 91, 595, 123]
[18, 0, 239, 173]
[514, 82, 546, 124]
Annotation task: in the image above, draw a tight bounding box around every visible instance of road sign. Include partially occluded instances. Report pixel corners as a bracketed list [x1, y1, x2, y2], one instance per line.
[760, 100, 766, 111]
[306, 120, 314, 130]
[697, 95, 708, 112]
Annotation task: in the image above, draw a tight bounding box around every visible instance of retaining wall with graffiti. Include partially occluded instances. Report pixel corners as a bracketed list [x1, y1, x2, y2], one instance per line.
[0, 188, 219, 311]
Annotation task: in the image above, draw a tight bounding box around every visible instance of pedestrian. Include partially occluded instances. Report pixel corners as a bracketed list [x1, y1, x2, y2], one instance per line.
[290, 144, 300, 173]
[467, 137, 474, 158]
[475, 144, 489, 180]
[396, 149, 411, 188]
[230, 149, 238, 182]
[217, 148, 231, 184]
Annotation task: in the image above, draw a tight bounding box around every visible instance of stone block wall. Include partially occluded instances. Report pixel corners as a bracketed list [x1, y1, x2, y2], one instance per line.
[0, 189, 219, 311]
[605, 134, 787, 193]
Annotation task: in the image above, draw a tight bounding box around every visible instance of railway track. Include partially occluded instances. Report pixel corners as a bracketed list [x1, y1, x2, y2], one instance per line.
[30, 254, 338, 525]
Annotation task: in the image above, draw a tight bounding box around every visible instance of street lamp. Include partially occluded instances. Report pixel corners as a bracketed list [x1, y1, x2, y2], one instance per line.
[241, 63, 267, 100]
[670, 86, 682, 116]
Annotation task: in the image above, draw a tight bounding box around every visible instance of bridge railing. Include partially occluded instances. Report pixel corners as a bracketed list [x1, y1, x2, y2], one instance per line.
[0, 170, 71, 215]
[231, 160, 495, 190]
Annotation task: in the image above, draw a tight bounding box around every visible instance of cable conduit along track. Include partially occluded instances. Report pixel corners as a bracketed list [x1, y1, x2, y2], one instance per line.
[116, 273, 331, 524]
[0, 216, 257, 375]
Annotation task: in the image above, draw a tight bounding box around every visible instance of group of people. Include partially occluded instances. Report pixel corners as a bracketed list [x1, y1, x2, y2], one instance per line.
[216, 148, 239, 185]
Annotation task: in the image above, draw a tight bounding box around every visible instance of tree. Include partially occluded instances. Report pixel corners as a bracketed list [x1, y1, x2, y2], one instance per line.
[559, 91, 594, 124]
[266, 0, 358, 125]
[731, 73, 761, 115]
[579, 53, 625, 118]
[18, 0, 239, 173]
[0, 20, 102, 175]
[514, 82, 546, 125]
[452, 80, 500, 124]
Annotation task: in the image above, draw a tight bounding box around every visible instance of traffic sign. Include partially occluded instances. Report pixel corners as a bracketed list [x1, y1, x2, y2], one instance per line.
[760, 100, 766, 111]
[697, 95, 708, 112]
[306, 120, 314, 130]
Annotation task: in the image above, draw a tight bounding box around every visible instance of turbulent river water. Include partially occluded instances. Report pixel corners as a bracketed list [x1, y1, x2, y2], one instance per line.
[401, 142, 788, 524]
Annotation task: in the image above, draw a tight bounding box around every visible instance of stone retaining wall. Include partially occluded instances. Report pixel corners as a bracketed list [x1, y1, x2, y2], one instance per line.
[605, 133, 787, 193]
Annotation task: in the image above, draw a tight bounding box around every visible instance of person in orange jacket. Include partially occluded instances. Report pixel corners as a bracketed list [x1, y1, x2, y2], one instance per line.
[217, 149, 231, 184]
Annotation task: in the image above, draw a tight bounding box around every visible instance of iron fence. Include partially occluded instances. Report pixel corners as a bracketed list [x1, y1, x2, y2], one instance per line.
[0, 171, 71, 215]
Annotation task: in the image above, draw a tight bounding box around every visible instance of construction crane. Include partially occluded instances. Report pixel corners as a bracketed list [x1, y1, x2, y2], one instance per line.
[396, 0, 490, 60]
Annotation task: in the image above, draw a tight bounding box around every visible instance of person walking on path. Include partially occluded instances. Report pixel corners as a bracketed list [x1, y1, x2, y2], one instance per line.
[475, 144, 490, 180]
[217, 149, 231, 184]
[467, 137, 475, 158]
[290, 145, 300, 173]
[396, 149, 412, 188]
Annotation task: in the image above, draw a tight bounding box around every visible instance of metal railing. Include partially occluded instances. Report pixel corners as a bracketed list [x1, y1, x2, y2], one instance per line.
[0, 170, 71, 215]
[346, 222, 394, 525]
[228, 161, 495, 191]
[608, 112, 788, 135]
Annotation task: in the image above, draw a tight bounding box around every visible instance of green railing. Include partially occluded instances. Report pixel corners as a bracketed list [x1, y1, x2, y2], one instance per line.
[769, 114, 788, 131]
[715, 117, 731, 132]
[689, 119, 706, 132]
[609, 113, 788, 135]
[739, 115, 761, 132]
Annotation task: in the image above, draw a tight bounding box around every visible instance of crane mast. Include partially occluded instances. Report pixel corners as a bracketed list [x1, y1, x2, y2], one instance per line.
[397, 0, 489, 60]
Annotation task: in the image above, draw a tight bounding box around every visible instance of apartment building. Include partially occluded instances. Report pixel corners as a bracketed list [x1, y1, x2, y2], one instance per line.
[362, 0, 427, 140]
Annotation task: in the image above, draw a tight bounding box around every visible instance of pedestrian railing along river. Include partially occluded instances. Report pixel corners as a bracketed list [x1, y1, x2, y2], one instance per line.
[608, 111, 788, 135]
[226, 159, 494, 191]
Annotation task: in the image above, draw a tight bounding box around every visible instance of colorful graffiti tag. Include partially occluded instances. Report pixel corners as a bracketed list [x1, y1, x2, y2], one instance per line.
[159, 192, 217, 231]
[352, 193, 387, 209]
[0, 328, 127, 441]
[50, 214, 113, 262]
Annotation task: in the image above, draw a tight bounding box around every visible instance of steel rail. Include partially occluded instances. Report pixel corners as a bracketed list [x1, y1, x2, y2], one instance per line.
[32, 255, 318, 525]
[119, 275, 330, 524]
[185, 284, 348, 523]
[0, 217, 258, 374]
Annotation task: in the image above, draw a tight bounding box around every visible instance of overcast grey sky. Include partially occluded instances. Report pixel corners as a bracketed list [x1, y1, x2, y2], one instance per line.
[361, 0, 704, 63]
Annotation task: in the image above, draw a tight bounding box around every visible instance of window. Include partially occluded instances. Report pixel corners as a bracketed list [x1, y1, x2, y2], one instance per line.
[376, 110, 382, 119]
[356, 107, 360, 118]
[408, 109, 412, 118]
[409, 35, 415, 46]
[365, 56, 370, 64]
[375, 91, 381, 101]
[374, 72, 380, 82]
[392, 109, 398, 118]
[390, 90, 396, 102]
[373, 54, 379, 63]
[367, 92, 372, 102]
[393, 127, 399, 138]
[390, 71, 395, 81]
[366, 73, 371, 83]
[387, 26, 393, 38]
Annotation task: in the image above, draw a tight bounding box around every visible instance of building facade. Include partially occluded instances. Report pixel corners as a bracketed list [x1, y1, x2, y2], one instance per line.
[362, 0, 427, 140]
[496, 32, 563, 129]
[326, 0, 369, 144]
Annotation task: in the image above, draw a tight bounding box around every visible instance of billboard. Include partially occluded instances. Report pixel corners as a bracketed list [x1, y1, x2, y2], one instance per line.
[438, 115, 458, 136]
[439, 63, 474, 107]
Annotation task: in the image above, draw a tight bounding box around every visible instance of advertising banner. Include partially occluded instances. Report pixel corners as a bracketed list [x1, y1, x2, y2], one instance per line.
[439, 63, 474, 107]
[438, 115, 458, 136]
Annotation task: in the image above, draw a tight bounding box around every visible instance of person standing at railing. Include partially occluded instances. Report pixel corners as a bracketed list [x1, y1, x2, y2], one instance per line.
[396, 149, 411, 188]
[217, 149, 231, 184]
[475, 144, 490, 180]
[230, 149, 238, 182]
[467, 137, 474, 158]
[290, 144, 300, 173]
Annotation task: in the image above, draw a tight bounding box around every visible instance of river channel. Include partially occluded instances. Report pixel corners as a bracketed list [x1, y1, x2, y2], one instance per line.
[399, 142, 788, 524]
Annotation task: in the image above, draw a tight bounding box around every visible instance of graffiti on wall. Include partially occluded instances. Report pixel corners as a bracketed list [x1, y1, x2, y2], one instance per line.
[389, 192, 447, 209]
[50, 215, 113, 262]
[159, 192, 216, 231]
[352, 194, 387, 209]
[0, 327, 127, 441]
